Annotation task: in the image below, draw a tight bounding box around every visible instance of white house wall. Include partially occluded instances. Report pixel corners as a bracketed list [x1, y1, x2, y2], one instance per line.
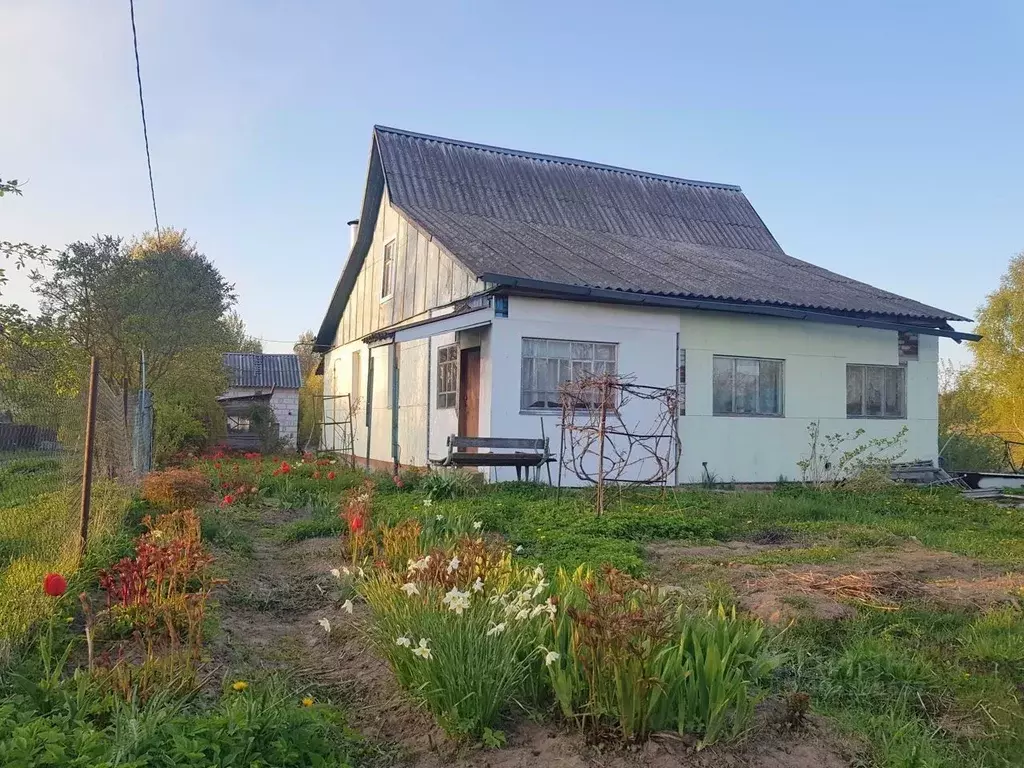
[677, 311, 939, 483]
[488, 297, 679, 484]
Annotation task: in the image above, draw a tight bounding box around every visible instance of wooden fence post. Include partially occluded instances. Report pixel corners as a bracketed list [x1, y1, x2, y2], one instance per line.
[79, 356, 100, 561]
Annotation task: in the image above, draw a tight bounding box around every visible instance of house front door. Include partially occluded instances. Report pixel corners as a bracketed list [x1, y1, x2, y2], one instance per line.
[458, 347, 481, 447]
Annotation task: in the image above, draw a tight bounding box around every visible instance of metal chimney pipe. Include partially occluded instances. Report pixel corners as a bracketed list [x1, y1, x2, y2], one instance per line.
[347, 219, 359, 250]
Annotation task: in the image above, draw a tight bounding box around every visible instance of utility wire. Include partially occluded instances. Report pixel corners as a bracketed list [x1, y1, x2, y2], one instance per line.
[129, 0, 160, 233]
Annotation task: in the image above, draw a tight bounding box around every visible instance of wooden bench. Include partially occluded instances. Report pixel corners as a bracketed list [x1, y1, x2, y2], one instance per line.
[431, 436, 552, 481]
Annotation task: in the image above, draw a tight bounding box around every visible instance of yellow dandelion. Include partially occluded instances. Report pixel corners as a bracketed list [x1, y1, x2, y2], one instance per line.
[302, 696, 315, 707]
[232, 680, 249, 692]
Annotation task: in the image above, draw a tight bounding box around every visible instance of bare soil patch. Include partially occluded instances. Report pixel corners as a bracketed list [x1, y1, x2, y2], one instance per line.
[649, 539, 1024, 625]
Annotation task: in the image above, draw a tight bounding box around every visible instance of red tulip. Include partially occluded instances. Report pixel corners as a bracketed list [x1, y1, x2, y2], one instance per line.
[221, 494, 235, 507]
[313, 471, 321, 480]
[393, 475, 404, 488]
[349, 514, 365, 534]
[214, 462, 222, 469]
[279, 461, 291, 475]
[43, 573, 67, 597]
[222, 482, 230, 490]
[327, 471, 336, 481]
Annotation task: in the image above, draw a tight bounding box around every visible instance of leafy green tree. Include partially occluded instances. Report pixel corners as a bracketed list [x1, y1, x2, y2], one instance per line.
[294, 330, 322, 450]
[222, 310, 262, 353]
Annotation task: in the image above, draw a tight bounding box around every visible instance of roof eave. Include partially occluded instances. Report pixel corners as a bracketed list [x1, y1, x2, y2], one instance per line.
[480, 273, 980, 342]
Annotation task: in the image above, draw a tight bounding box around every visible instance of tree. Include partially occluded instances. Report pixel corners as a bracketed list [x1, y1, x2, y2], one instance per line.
[294, 330, 322, 450]
[939, 249, 1024, 469]
[223, 310, 262, 353]
[33, 231, 235, 390]
[30, 229, 242, 456]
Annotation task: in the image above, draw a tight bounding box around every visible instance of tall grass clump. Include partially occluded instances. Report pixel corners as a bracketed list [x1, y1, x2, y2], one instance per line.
[360, 536, 554, 737]
[543, 566, 781, 746]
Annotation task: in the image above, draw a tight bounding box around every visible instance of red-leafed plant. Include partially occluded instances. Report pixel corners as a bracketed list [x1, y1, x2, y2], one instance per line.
[97, 509, 216, 660]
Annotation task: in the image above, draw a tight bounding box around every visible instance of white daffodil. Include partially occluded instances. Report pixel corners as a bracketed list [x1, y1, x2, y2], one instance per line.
[407, 556, 429, 573]
[543, 597, 557, 616]
[531, 580, 549, 599]
[357, 567, 365, 579]
[472, 520, 483, 531]
[532, 565, 545, 581]
[447, 555, 461, 573]
[330, 568, 342, 580]
[486, 622, 507, 637]
[515, 545, 524, 553]
[442, 587, 471, 615]
[318, 618, 331, 634]
[341, 599, 354, 614]
[342, 566, 352, 576]
[472, 577, 484, 593]
[544, 650, 561, 666]
[401, 581, 420, 596]
[530, 603, 547, 619]
[423, 498, 433, 508]
[515, 607, 532, 621]
[435, 514, 444, 522]
[412, 638, 433, 660]
[395, 636, 412, 647]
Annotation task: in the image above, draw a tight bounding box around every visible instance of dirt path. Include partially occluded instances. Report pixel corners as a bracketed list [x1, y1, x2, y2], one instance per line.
[210, 505, 860, 768]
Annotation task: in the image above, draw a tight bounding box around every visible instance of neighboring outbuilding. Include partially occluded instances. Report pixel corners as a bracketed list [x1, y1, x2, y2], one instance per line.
[314, 126, 976, 484]
[219, 353, 301, 451]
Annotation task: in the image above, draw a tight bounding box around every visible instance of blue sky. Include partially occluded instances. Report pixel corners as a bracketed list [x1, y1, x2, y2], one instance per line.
[2, 1, 1021, 364]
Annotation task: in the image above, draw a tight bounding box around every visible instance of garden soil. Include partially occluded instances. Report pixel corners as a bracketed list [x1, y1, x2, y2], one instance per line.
[647, 539, 1024, 625]
[211, 506, 862, 767]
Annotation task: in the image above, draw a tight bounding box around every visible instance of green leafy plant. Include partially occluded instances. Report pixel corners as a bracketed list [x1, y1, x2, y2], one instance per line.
[360, 538, 553, 737]
[797, 421, 908, 489]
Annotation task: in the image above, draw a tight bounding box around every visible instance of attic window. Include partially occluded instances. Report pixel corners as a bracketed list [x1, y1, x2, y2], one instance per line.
[380, 240, 396, 301]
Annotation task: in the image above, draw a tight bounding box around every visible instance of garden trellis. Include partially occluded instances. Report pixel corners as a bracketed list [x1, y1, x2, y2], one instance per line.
[557, 373, 680, 515]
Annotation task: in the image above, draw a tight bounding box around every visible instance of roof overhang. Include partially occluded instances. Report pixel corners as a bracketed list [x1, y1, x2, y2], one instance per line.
[361, 296, 496, 347]
[481, 273, 981, 343]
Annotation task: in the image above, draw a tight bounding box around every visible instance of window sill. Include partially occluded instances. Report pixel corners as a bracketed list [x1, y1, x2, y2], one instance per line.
[380, 295, 393, 304]
[846, 415, 907, 420]
[712, 412, 785, 418]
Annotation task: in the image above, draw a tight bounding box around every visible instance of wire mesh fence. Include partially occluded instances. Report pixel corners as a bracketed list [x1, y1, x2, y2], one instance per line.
[0, 344, 142, 656]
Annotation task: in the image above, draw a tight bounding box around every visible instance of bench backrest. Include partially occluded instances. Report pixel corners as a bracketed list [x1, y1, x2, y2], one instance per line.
[447, 435, 546, 451]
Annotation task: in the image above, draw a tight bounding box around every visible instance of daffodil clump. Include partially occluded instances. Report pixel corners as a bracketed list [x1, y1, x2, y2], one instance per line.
[360, 537, 556, 737]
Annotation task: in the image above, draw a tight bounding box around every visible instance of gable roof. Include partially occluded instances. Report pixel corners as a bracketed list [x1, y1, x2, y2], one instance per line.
[223, 353, 301, 389]
[315, 126, 971, 350]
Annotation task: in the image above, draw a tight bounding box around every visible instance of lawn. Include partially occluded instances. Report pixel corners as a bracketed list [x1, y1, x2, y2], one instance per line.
[4, 453, 1022, 767]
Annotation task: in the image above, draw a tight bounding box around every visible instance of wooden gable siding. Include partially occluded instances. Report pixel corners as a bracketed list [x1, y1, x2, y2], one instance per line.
[333, 189, 484, 348]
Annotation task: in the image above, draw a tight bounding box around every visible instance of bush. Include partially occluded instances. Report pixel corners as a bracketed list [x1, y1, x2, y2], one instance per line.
[142, 468, 212, 509]
[422, 469, 483, 503]
[939, 431, 1009, 472]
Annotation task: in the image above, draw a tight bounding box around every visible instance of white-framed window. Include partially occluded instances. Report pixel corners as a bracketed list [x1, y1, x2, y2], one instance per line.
[520, 337, 617, 411]
[380, 239, 396, 301]
[712, 355, 784, 416]
[351, 350, 361, 402]
[847, 364, 906, 418]
[437, 344, 458, 409]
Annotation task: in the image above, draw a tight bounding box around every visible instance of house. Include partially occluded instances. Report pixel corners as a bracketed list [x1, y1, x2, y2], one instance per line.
[219, 353, 302, 451]
[313, 126, 976, 484]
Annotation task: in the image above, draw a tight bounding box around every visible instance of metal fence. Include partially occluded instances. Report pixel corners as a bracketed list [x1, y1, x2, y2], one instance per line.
[0, 344, 149, 651]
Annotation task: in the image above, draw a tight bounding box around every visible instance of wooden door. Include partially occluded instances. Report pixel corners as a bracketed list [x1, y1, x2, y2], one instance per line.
[458, 347, 481, 444]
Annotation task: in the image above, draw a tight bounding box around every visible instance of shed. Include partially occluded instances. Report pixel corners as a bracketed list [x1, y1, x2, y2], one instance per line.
[219, 353, 301, 450]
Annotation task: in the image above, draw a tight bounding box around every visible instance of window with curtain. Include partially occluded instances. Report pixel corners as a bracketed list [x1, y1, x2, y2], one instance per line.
[436, 344, 458, 409]
[712, 356, 784, 416]
[846, 364, 906, 418]
[520, 338, 617, 411]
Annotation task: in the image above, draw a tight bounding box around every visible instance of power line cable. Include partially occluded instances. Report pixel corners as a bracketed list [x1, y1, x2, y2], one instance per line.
[129, 0, 160, 232]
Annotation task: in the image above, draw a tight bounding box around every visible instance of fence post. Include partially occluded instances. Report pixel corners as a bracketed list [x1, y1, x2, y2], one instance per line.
[79, 356, 100, 560]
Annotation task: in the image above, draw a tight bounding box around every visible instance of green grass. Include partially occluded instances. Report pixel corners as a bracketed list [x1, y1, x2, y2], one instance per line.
[0, 456, 133, 652]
